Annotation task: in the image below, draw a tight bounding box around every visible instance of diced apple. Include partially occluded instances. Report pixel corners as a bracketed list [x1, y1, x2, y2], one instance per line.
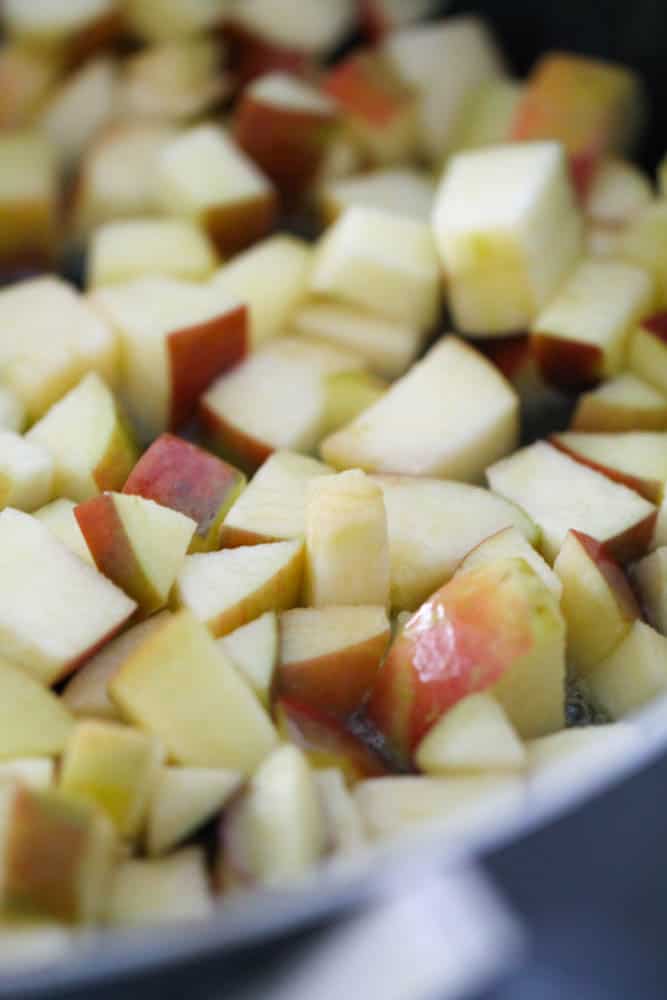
[526, 724, 636, 777]
[585, 620, 667, 718]
[459, 525, 561, 600]
[278, 606, 390, 717]
[551, 431, 667, 504]
[0, 509, 136, 686]
[0, 130, 58, 274]
[319, 168, 435, 226]
[219, 451, 334, 548]
[33, 498, 93, 565]
[39, 58, 117, 171]
[0, 44, 62, 129]
[220, 611, 278, 709]
[175, 539, 303, 637]
[147, 765, 241, 856]
[209, 235, 311, 348]
[91, 276, 246, 442]
[487, 442, 656, 563]
[0, 386, 25, 433]
[0, 783, 115, 925]
[632, 547, 667, 633]
[585, 159, 653, 232]
[620, 202, 667, 309]
[3, 0, 119, 59]
[110, 609, 278, 772]
[125, 0, 228, 42]
[448, 77, 522, 154]
[368, 558, 566, 763]
[310, 205, 440, 331]
[0, 431, 53, 513]
[572, 373, 667, 432]
[0, 758, 54, 791]
[415, 692, 526, 775]
[315, 768, 366, 855]
[106, 847, 212, 926]
[628, 312, 667, 395]
[227, 0, 356, 60]
[321, 370, 386, 437]
[123, 433, 245, 553]
[0, 658, 73, 759]
[432, 142, 584, 335]
[322, 337, 519, 482]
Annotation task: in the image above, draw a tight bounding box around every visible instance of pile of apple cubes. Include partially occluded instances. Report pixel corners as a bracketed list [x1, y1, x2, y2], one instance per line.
[2, 0, 667, 942]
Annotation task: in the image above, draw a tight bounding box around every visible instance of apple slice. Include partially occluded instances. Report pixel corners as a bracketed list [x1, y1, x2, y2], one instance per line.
[526, 725, 636, 778]
[33, 498, 93, 565]
[315, 768, 366, 855]
[0, 431, 53, 513]
[487, 442, 656, 563]
[147, 765, 241, 856]
[571, 373, 667, 432]
[39, 57, 117, 171]
[0, 44, 62, 130]
[106, 847, 212, 926]
[628, 312, 667, 394]
[321, 337, 519, 482]
[554, 530, 640, 676]
[27, 373, 138, 503]
[0, 782, 116, 925]
[620, 202, 667, 309]
[209, 235, 311, 348]
[0, 130, 58, 275]
[0, 658, 73, 759]
[585, 159, 653, 233]
[125, 0, 229, 42]
[448, 77, 522, 154]
[220, 610, 278, 709]
[3, 0, 119, 59]
[433, 142, 583, 336]
[0, 758, 54, 791]
[0, 386, 25, 433]
[60, 720, 164, 838]
[632, 547, 667, 633]
[459, 525, 561, 600]
[318, 168, 435, 226]
[235, 72, 338, 198]
[415, 692, 526, 775]
[551, 431, 667, 504]
[156, 124, 276, 257]
[110, 609, 278, 772]
[91, 276, 246, 442]
[0, 509, 136, 686]
[368, 558, 566, 764]
[310, 205, 441, 331]
[175, 539, 304, 637]
[278, 606, 390, 718]
[585, 620, 667, 718]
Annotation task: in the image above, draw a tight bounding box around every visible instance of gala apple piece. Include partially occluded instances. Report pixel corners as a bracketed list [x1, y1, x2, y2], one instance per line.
[0, 658, 73, 760]
[551, 431, 667, 504]
[571, 373, 667, 432]
[459, 525, 561, 600]
[147, 765, 241, 856]
[585, 621, 667, 719]
[106, 848, 212, 926]
[220, 611, 278, 709]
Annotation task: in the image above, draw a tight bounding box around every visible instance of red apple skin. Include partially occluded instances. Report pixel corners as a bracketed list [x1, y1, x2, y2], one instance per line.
[203, 194, 278, 258]
[550, 435, 663, 504]
[641, 311, 667, 342]
[123, 433, 245, 551]
[168, 304, 247, 429]
[323, 51, 409, 128]
[222, 21, 314, 87]
[607, 513, 657, 566]
[199, 400, 274, 475]
[532, 335, 601, 392]
[570, 530, 641, 619]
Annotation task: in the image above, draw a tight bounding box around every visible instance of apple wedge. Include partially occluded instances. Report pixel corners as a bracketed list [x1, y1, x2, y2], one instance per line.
[220, 451, 333, 548]
[432, 142, 583, 335]
[109, 609, 278, 773]
[174, 539, 304, 637]
[318, 168, 435, 226]
[415, 692, 526, 775]
[125, 0, 229, 42]
[310, 205, 441, 331]
[106, 848, 212, 926]
[585, 620, 667, 719]
[321, 337, 519, 482]
[0, 758, 55, 791]
[551, 431, 667, 504]
[33, 498, 93, 565]
[60, 720, 164, 838]
[632, 547, 667, 633]
[0, 431, 53, 513]
[147, 765, 241, 856]
[459, 525, 561, 600]
[487, 442, 656, 563]
[278, 606, 390, 718]
[0, 509, 136, 686]
[220, 611, 278, 709]
[571, 373, 667, 432]
[75, 493, 195, 617]
[314, 768, 366, 855]
[628, 312, 667, 395]
[0, 658, 73, 759]
[368, 558, 566, 763]
[620, 202, 667, 309]
[39, 57, 117, 171]
[0, 130, 58, 275]
[156, 124, 276, 257]
[27, 373, 138, 503]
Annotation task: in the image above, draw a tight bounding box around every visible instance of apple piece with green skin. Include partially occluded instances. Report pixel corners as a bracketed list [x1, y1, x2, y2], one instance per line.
[318, 168, 435, 227]
[0, 658, 73, 759]
[27, 372, 138, 503]
[487, 441, 656, 564]
[220, 451, 334, 548]
[585, 620, 667, 719]
[175, 539, 304, 637]
[415, 692, 526, 775]
[628, 312, 667, 395]
[147, 765, 241, 857]
[554, 530, 640, 676]
[620, 203, 667, 309]
[40, 57, 117, 172]
[551, 431, 667, 504]
[459, 525, 561, 600]
[0, 758, 55, 791]
[219, 610, 278, 709]
[0, 130, 58, 277]
[0, 782, 116, 925]
[571, 373, 667, 432]
[107, 848, 212, 927]
[278, 606, 390, 718]
[0, 431, 53, 513]
[60, 720, 164, 838]
[314, 768, 366, 855]
[123, 433, 245, 553]
[631, 547, 667, 633]
[76, 492, 196, 617]
[34, 498, 94, 565]
[368, 558, 566, 764]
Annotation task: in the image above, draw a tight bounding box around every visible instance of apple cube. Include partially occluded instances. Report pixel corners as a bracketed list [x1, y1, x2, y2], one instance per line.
[156, 124, 276, 257]
[0, 44, 62, 130]
[459, 525, 561, 601]
[0, 509, 136, 686]
[368, 558, 566, 762]
[310, 205, 441, 331]
[415, 692, 526, 775]
[33, 498, 93, 565]
[551, 431, 667, 504]
[175, 539, 304, 637]
[0, 431, 53, 513]
[487, 442, 656, 563]
[432, 142, 584, 335]
[632, 547, 667, 633]
[448, 77, 522, 154]
[314, 768, 365, 855]
[585, 159, 653, 231]
[209, 234, 311, 348]
[123, 433, 245, 553]
[39, 58, 117, 171]
[532, 257, 654, 388]
[147, 765, 241, 856]
[0, 386, 25, 433]
[628, 312, 667, 395]
[60, 720, 164, 838]
[125, 0, 229, 42]
[620, 202, 667, 309]
[110, 609, 278, 772]
[0, 130, 58, 274]
[106, 847, 212, 926]
[91, 276, 246, 442]
[585, 620, 667, 718]
[220, 611, 278, 709]
[321, 337, 519, 482]
[220, 451, 334, 548]
[511, 53, 645, 197]
[278, 605, 390, 717]
[572, 373, 667, 432]
[0, 758, 55, 791]
[76, 492, 195, 616]
[319, 168, 436, 226]
[0, 658, 73, 759]
[3, 0, 118, 56]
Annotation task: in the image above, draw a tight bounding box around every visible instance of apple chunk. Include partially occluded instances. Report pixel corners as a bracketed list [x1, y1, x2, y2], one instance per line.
[220, 611, 278, 710]
[585, 621, 667, 718]
[278, 606, 390, 718]
[631, 547, 667, 634]
[0, 130, 58, 275]
[0, 431, 53, 513]
[123, 434, 245, 553]
[620, 203, 667, 309]
[628, 312, 667, 396]
[321, 337, 519, 482]
[33, 498, 93, 565]
[448, 77, 522, 154]
[147, 765, 241, 857]
[459, 525, 561, 600]
[0, 509, 136, 686]
[0, 658, 73, 759]
[106, 848, 212, 926]
[415, 692, 526, 775]
[551, 431, 667, 504]
[572, 373, 667, 432]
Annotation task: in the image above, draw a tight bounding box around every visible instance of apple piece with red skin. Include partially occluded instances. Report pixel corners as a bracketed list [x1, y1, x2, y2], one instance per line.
[628, 312, 667, 396]
[571, 374, 667, 432]
[551, 431, 667, 504]
[123, 433, 245, 553]
[368, 557, 566, 765]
